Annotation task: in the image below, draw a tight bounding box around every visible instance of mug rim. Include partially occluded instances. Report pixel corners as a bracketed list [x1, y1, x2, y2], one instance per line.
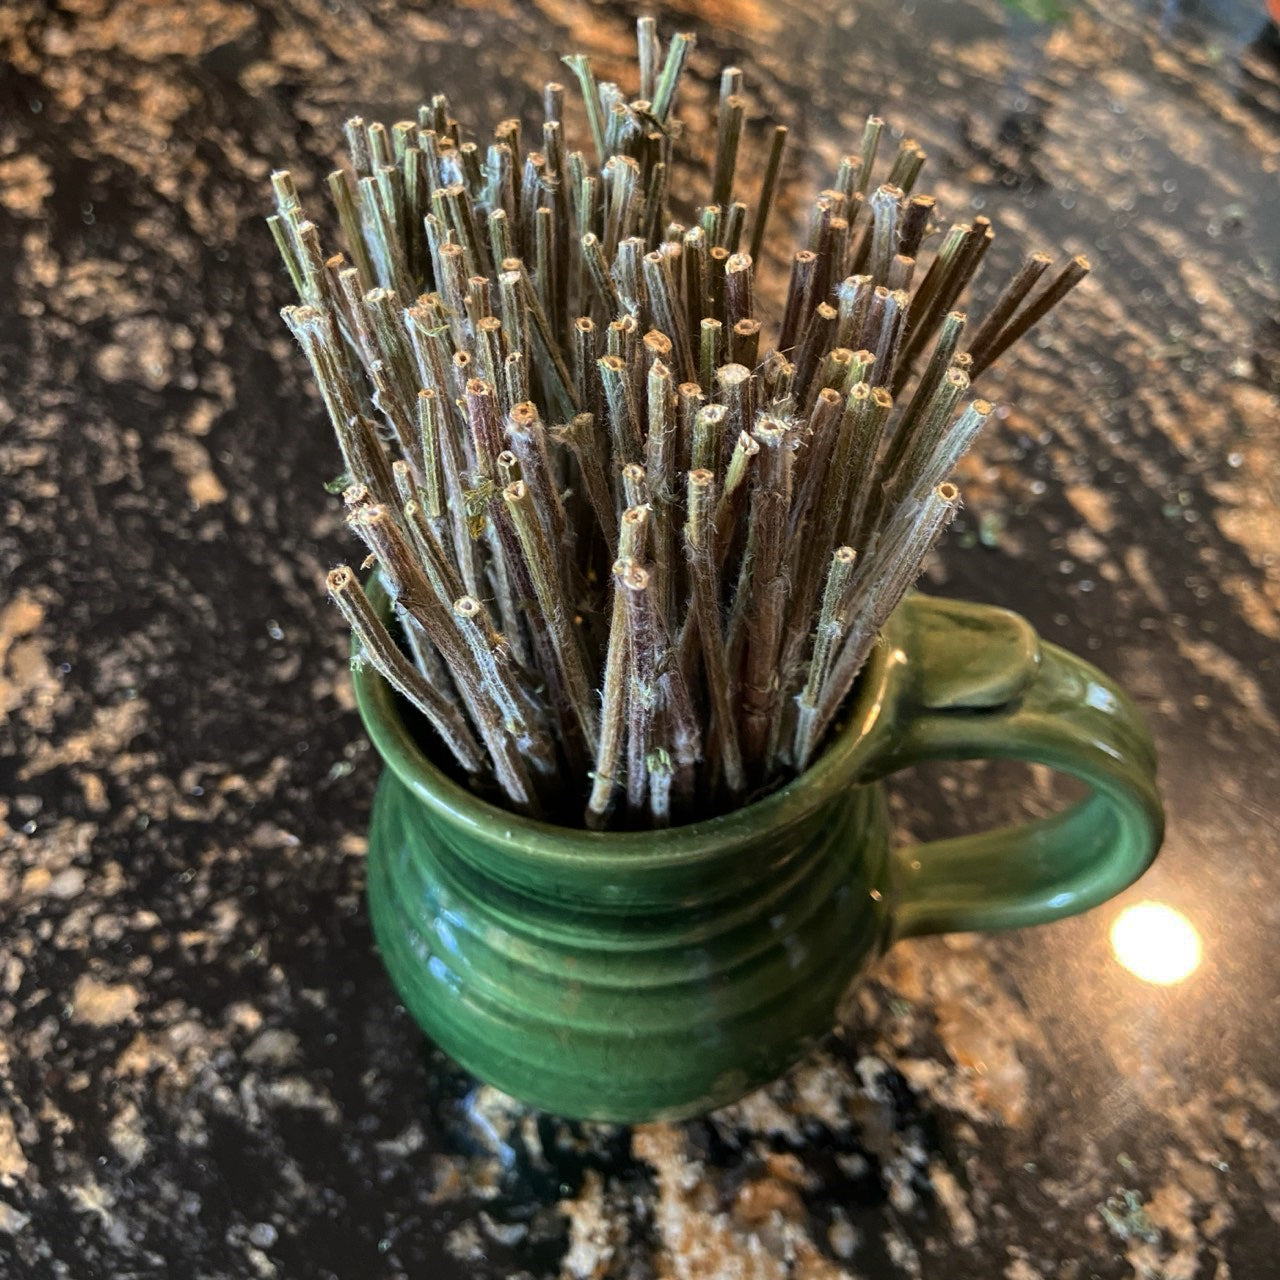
[352, 576, 901, 871]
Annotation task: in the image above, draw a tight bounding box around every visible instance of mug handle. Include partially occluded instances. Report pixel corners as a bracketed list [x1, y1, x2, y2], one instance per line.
[868, 595, 1165, 940]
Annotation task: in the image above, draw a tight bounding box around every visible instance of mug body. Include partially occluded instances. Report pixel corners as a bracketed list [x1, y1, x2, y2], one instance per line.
[357, 589, 1164, 1121]
[365, 766, 894, 1123]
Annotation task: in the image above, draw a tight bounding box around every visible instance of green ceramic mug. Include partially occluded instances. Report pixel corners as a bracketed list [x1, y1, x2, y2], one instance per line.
[354, 588, 1163, 1122]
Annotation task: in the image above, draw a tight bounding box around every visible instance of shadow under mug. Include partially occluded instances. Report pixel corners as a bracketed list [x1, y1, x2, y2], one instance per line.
[353, 587, 1164, 1122]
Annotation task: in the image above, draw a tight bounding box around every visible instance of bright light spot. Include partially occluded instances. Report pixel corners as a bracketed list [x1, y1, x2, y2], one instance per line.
[1110, 902, 1202, 986]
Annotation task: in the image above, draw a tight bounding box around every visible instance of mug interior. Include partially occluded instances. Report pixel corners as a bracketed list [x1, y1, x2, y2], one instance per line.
[352, 576, 900, 872]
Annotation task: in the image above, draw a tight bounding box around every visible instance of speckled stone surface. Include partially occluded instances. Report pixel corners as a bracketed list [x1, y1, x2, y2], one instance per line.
[2, 0, 1278, 1276]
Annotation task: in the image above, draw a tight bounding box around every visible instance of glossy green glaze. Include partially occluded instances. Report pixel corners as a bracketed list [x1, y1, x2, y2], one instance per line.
[355, 590, 1163, 1122]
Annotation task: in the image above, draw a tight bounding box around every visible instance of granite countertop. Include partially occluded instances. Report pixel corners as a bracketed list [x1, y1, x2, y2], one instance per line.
[2, 0, 1278, 1276]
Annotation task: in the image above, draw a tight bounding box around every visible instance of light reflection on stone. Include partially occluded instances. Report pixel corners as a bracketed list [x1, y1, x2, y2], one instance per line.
[1110, 900, 1203, 985]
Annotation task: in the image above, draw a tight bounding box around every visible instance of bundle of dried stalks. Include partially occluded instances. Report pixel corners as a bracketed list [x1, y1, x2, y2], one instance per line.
[272, 19, 1086, 827]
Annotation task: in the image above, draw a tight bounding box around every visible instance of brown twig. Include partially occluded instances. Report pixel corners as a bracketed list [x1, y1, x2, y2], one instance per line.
[328, 567, 483, 774]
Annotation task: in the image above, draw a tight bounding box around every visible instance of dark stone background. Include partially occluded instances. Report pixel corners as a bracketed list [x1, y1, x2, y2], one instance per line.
[1, 0, 1277, 1276]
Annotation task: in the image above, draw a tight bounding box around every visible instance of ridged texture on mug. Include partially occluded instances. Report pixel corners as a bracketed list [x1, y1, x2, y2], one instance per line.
[367, 774, 892, 1121]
